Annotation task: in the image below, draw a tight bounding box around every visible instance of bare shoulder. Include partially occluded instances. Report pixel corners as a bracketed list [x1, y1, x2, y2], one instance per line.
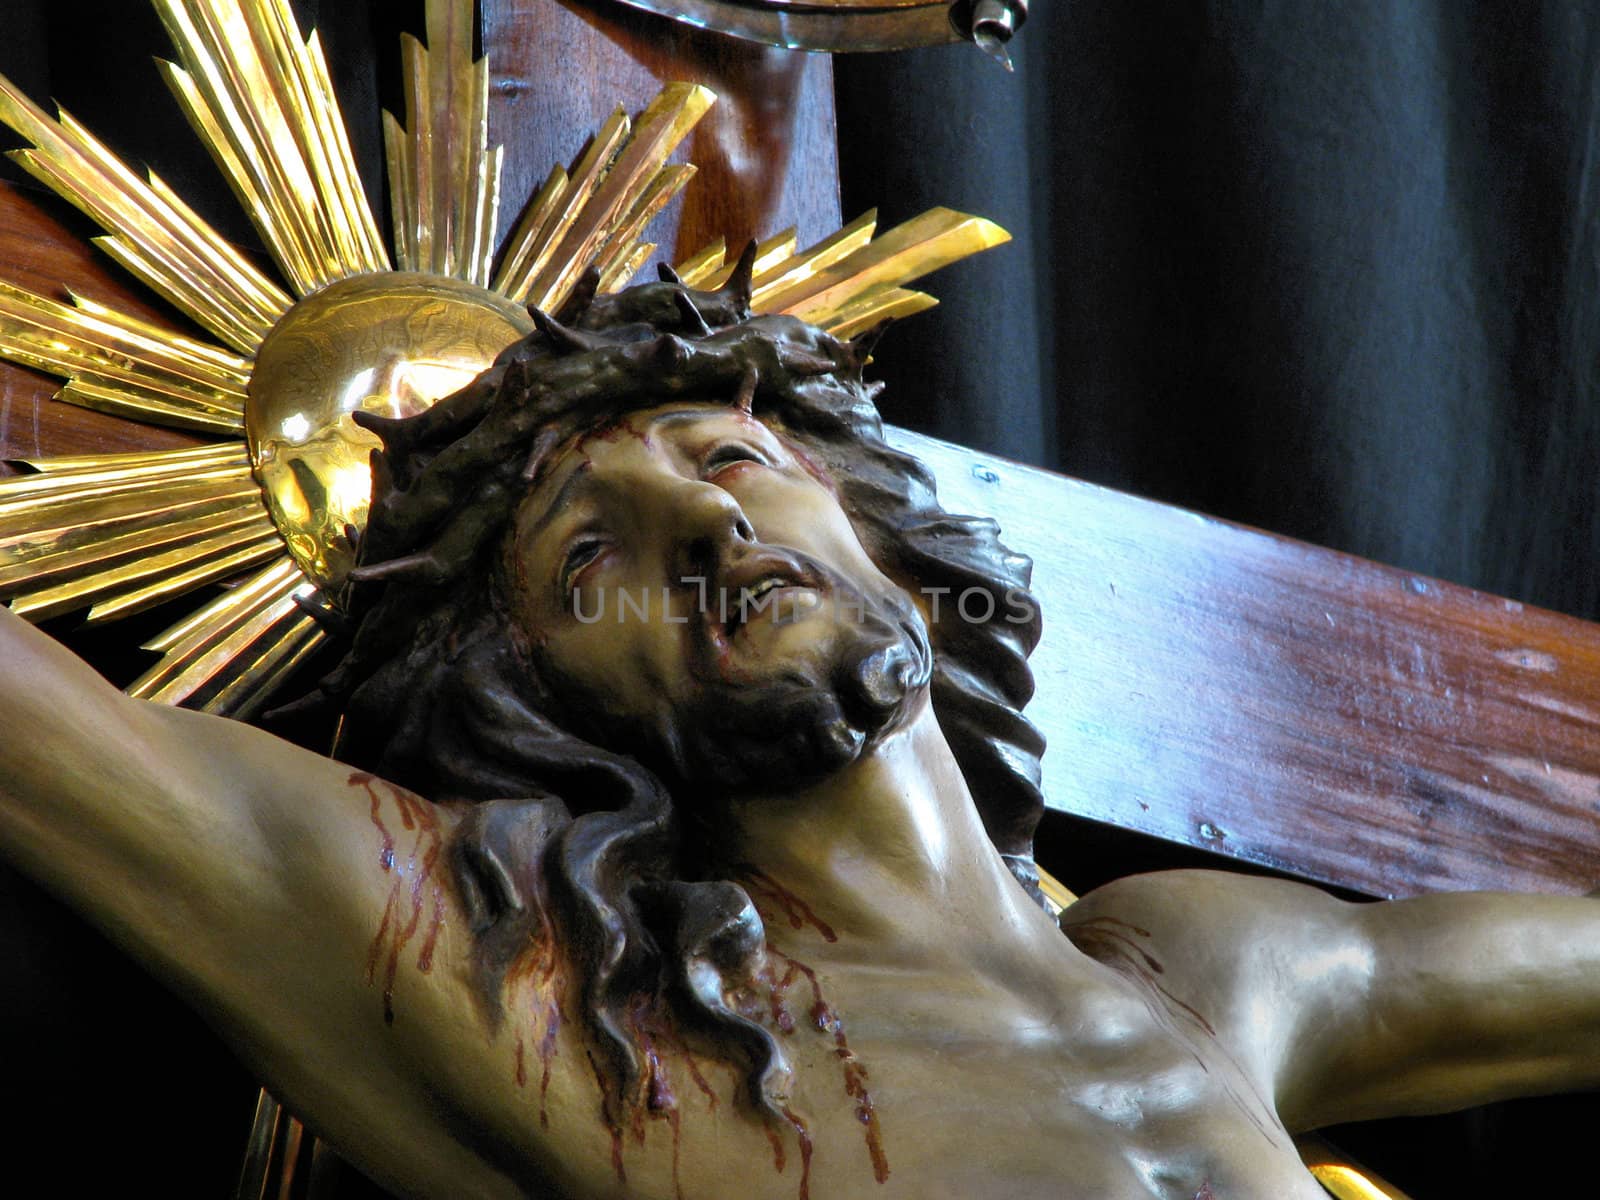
[1066, 867, 1357, 936]
[1063, 870, 1375, 1101]
[1064, 868, 1369, 984]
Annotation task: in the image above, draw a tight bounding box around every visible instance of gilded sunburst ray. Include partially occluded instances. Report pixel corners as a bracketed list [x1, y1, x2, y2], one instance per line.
[0, 0, 1009, 721]
[386, 0, 498, 284]
[152, 0, 391, 292]
[0, 73, 291, 351]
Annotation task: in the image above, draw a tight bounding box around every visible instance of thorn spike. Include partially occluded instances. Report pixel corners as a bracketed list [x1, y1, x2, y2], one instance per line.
[556, 266, 603, 324]
[521, 428, 565, 482]
[348, 552, 447, 586]
[652, 333, 690, 367]
[352, 410, 407, 443]
[673, 289, 713, 336]
[733, 366, 758, 413]
[847, 319, 895, 368]
[531, 307, 606, 354]
[720, 240, 759, 315]
[292, 592, 352, 638]
[261, 688, 333, 727]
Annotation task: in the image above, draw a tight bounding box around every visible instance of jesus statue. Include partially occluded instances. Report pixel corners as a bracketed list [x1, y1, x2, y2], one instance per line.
[4, 262, 1600, 1199]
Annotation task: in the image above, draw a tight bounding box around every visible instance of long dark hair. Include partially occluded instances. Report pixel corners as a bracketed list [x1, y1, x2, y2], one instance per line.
[301, 254, 1046, 1118]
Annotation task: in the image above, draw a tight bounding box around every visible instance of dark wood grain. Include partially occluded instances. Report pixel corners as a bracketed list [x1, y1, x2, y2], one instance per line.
[894, 428, 1600, 900]
[602, 0, 961, 53]
[484, 0, 841, 260]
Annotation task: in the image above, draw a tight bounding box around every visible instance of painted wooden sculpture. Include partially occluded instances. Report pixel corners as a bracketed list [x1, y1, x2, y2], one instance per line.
[8, 256, 1600, 1198]
[2, 4, 1599, 1199]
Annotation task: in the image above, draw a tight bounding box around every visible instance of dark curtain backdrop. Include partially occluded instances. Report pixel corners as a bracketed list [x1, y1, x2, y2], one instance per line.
[840, 1, 1600, 624]
[1, 1, 1597, 1195]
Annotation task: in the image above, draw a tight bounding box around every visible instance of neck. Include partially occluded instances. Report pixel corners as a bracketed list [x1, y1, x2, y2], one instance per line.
[718, 696, 1053, 965]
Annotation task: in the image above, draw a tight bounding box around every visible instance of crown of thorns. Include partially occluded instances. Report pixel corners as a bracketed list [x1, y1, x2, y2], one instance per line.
[347, 245, 882, 588]
[290, 244, 893, 696]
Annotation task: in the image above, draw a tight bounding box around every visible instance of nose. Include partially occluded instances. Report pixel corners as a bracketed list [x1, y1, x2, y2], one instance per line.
[662, 479, 755, 579]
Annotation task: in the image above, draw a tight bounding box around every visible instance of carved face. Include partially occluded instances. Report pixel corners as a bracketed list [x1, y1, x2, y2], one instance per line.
[503, 403, 932, 792]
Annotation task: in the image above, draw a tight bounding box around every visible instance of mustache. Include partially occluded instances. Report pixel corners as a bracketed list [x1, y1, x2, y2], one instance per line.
[685, 543, 823, 672]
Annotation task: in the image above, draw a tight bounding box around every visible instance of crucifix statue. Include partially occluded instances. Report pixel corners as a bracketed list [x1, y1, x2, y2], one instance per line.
[7, 253, 1600, 1200]
[3, 3, 1600, 1198]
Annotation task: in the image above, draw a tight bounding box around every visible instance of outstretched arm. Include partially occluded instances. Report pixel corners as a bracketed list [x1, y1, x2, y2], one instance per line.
[1066, 868, 1600, 1133]
[0, 607, 541, 1196]
[1284, 886, 1600, 1127]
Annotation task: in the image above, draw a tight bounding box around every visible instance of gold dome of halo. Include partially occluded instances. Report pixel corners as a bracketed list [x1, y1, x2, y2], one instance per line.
[0, 0, 1009, 720]
[247, 273, 533, 591]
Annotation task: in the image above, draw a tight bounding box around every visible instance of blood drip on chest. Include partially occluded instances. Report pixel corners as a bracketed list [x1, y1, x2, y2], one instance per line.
[504, 889, 569, 1130]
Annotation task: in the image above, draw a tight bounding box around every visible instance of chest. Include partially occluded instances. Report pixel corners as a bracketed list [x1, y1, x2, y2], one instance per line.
[503, 951, 1326, 1200]
[776, 970, 1324, 1200]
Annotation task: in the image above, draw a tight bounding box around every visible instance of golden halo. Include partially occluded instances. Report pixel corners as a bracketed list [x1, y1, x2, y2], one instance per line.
[0, 0, 1008, 719]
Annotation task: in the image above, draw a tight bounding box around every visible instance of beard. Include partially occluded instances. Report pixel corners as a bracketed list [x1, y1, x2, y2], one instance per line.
[532, 556, 934, 796]
[672, 576, 933, 792]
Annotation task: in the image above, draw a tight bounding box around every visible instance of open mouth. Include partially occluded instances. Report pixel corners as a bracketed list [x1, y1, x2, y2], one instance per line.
[702, 551, 825, 651]
[726, 575, 816, 637]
